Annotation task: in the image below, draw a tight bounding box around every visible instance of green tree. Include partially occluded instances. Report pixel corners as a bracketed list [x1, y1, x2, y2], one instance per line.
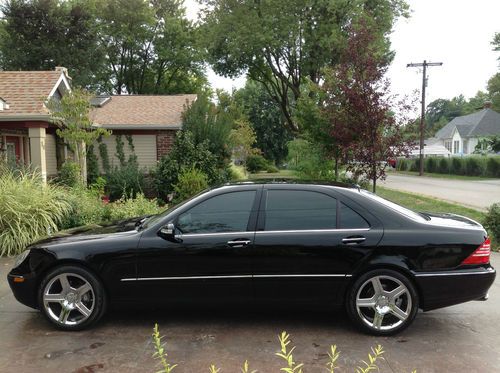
[234, 81, 292, 164]
[96, 0, 205, 94]
[0, 0, 104, 88]
[229, 119, 257, 167]
[47, 88, 110, 185]
[200, 0, 408, 132]
[487, 73, 500, 112]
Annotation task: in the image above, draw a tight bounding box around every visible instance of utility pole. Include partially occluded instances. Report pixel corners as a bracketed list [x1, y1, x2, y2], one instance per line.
[407, 60, 443, 176]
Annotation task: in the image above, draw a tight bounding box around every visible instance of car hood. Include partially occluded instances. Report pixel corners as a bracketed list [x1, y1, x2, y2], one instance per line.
[422, 212, 484, 230]
[29, 216, 150, 248]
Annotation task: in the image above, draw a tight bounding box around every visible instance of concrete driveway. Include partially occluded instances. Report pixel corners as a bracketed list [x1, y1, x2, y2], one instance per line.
[381, 173, 500, 211]
[1, 255, 499, 373]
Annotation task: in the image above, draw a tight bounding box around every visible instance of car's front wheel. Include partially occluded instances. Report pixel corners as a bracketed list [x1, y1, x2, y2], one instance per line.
[38, 265, 106, 330]
[346, 269, 419, 335]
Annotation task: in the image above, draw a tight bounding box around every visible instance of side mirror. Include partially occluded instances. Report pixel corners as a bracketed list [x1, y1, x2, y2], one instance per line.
[158, 223, 179, 241]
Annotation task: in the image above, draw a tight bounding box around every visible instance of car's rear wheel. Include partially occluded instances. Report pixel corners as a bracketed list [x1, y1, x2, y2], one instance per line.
[38, 265, 106, 331]
[347, 269, 419, 335]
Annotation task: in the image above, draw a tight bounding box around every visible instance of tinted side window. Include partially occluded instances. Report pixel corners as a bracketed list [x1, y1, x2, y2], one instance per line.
[340, 202, 370, 229]
[265, 190, 337, 231]
[177, 191, 256, 234]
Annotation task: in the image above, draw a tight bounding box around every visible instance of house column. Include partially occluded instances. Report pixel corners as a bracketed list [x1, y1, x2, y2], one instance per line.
[28, 127, 47, 183]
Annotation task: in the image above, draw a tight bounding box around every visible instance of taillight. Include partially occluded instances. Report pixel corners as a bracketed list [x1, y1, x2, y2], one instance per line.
[461, 238, 491, 265]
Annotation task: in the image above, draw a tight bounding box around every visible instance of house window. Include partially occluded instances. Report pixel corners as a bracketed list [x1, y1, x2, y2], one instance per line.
[453, 140, 460, 154]
[444, 141, 452, 152]
[463, 140, 468, 154]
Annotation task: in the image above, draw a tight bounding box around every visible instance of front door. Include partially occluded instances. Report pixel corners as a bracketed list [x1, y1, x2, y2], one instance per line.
[252, 187, 383, 305]
[135, 188, 260, 304]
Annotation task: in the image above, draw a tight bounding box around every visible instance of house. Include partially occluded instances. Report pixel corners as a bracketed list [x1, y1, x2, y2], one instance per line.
[0, 68, 71, 182]
[432, 103, 500, 156]
[90, 94, 196, 171]
[408, 137, 451, 158]
[0, 68, 195, 181]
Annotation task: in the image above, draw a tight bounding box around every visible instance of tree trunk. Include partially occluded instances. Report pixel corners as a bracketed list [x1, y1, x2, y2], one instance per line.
[372, 163, 377, 193]
[334, 154, 339, 181]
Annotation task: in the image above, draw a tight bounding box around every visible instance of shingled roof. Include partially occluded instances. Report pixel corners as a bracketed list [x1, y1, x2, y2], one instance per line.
[90, 94, 197, 129]
[435, 108, 500, 139]
[0, 70, 69, 119]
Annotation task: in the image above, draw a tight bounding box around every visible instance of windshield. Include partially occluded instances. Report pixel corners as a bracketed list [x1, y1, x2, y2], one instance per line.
[360, 190, 427, 222]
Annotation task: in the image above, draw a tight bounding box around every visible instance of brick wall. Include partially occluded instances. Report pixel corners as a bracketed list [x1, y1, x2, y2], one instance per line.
[156, 130, 177, 160]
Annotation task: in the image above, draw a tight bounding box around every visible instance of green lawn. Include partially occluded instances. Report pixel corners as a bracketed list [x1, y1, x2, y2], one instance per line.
[393, 170, 496, 181]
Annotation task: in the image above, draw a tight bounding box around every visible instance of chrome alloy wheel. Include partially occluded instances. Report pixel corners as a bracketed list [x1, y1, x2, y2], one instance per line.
[42, 273, 95, 326]
[355, 275, 412, 331]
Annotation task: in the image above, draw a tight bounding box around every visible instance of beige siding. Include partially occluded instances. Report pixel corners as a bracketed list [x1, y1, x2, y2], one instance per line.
[45, 134, 58, 176]
[93, 134, 157, 172]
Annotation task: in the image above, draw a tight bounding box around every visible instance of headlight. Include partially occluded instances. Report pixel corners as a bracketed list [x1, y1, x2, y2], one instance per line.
[14, 250, 30, 268]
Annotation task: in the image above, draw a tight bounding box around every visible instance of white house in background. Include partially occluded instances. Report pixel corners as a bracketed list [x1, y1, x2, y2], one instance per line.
[432, 103, 500, 156]
[409, 137, 451, 158]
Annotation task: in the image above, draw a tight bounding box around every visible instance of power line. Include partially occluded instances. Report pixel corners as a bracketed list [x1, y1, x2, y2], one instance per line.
[407, 60, 443, 176]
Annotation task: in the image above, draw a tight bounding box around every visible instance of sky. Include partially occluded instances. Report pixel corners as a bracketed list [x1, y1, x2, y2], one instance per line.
[185, 0, 500, 104]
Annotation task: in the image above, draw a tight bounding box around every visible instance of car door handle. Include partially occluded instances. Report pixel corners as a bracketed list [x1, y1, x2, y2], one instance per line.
[227, 240, 251, 247]
[342, 236, 366, 245]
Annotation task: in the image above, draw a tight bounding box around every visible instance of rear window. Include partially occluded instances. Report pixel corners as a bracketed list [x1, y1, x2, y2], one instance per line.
[360, 190, 426, 222]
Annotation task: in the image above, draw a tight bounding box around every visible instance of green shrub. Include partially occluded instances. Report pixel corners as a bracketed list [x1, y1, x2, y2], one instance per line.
[409, 158, 419, 172]
[246, 154, 269, 173]
[106, 193, 163, 222]
[266, 164, 279, 173]
[0, 167, 72, 256]
[438, 157, 450, 174]
[57, 161, 81, 187]
[464, 157, 486, 176]
[287, 139, 334, 180]
[154, 131, 227, 202]
[486, 157, 500, 177]
[484, 203, 500, 244]
[173, 168, 209, 202]
[396, 158, 409, 171]
[451, 157, 464, 175]
[228, 163, 247, 180]
[425, 157, 436, 173]
[106, 162, 145, 201]
[60, 187, 107, 229]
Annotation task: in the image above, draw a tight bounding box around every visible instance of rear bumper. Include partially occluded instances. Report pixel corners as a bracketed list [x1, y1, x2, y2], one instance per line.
[414, 266, 496, 311]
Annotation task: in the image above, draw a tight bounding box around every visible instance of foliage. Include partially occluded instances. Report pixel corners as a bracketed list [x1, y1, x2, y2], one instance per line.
[59, 186, 107, 229]
[474, 135, 500, 155]
[355, 345, 385, 373]
[0, 0, 104, 88]
[326, 345, 340, 373]
[154, 131, 226, 201]
[0, 165, 71, 256]
[320, 17, 413, 192]
[106, 162, 145, 201]
[86, 144, 100, 185]
[201, 0, 408, 132]
[172, 168, 209, 203]
[276, 331, 304, 373]
[182, 91, 234, 168]
[234, 81, 292, 164]
[152, 323, 177, 373]
[229, 164, 247, 181]
[484, 203, 500, 244]
[57, 161, 81, 187]
[229, 119, 257, 167]
[106, 193, 162, 222]
[246, 154, 269, 173]
[487, 73, 500, 112]
[47, 88, 111, 185]
[398, 156, 500, 178]
[287, 138, 334, 180]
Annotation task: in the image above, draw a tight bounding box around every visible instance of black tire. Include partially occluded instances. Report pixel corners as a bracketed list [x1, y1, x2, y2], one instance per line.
[37, 265, 107, 331]
[346, 268, 419, 335]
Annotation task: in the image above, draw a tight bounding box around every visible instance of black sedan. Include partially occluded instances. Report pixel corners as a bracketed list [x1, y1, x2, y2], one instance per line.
[8, 182, 495, 335]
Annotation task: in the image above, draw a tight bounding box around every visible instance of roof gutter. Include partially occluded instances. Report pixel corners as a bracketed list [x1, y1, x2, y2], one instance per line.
[0, 114, 50, 121]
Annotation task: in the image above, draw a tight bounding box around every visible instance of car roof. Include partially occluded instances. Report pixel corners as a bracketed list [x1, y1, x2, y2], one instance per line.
[219, 179, 360, 190]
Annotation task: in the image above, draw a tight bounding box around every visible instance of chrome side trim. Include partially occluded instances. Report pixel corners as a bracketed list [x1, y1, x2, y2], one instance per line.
[256, 228, 370, 234]
[121, 274, 352, 282]
[414, 269, 495, 277]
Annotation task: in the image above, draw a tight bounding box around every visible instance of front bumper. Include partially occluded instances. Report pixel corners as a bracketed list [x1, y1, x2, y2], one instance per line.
[7, 270, 39, 309]
[414, 266, 496, 311]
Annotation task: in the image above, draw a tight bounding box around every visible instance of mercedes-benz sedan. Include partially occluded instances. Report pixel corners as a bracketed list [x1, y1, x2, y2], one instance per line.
[8, 182, 495, 335]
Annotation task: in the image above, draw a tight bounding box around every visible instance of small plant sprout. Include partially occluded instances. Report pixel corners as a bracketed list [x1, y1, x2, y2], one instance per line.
[355, 345, 385, 373]
[275, 331, 304, 373]
[326, 345, 340, 373]
[152, 324, 177, 373]
[241, 360, 257, 373]
[209, 364, 220, 373]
